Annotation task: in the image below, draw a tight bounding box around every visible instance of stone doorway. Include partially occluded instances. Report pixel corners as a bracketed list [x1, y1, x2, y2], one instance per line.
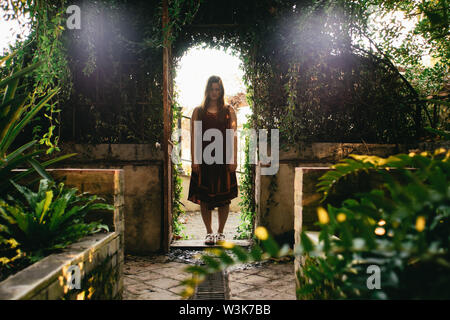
[171, 45, 253, 247]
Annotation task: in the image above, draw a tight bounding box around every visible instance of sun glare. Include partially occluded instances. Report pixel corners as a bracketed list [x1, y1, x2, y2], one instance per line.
[174, 44, 251, 174]
[175, 45, 246, 113]
[0, 6, 31, 55]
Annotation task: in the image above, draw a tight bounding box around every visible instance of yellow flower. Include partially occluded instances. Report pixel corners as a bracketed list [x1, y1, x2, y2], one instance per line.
[408, 152, 416, 157]
[221, 241, 235, 249]
[317, 207, 329, 224]
[434, 148, 446, 155]
[254, 226, 269, 240]
[87, 287, 95, 299]
[0, 257, 10, 265]
[6, 238, 19, 248]
[76, 291, 85, 300]
[336, 213, 346, 222]
[446, 151, 450, 160]
[182, 286, 195, 298]
[416, 216, 426, 232]
[205, 248, 222, 255]
[193, 253, 203, 260]
[420, 151, 429, 157]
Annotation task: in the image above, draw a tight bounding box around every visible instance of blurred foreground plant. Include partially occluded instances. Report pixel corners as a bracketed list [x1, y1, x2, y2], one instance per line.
[180, 149, 450, 299]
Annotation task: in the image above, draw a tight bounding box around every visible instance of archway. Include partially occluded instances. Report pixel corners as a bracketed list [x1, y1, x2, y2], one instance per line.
[170, 44, 253, 245]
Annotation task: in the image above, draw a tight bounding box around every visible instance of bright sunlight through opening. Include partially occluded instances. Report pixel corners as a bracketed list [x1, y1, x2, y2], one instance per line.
[0, 6, 30, 55]
[174, 45, 251, 175]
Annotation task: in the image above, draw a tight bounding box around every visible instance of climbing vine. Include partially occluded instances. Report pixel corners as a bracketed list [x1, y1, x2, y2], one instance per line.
[1, 0, 72, 153]
[171, 91, 188, 240]
[4, 0, 448, 243]
[235, 122, 256, 239]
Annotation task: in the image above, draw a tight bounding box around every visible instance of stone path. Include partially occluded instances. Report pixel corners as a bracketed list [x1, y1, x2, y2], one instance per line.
[123, 251, 296, 300]
[123, 255, 190, 300]
[179, 210, 241, 240]
[227, 259, 296, 300]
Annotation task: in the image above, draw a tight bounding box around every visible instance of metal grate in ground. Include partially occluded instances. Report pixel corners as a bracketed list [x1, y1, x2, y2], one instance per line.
[191, 271, 228, 300]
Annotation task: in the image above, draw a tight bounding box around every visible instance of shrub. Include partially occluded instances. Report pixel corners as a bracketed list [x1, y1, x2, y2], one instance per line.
[179, 149, 450, 300]
[0, 178, 112, 281]
[0, 52, 76, 197]
[297, 149, 450, 299]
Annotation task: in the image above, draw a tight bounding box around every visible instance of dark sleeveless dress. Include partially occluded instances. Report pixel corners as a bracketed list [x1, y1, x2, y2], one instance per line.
[187, 106, 239, 210]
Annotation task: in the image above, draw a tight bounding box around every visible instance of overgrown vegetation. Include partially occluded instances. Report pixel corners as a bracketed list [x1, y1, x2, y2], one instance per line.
[4, 0, 446, 147]
[180, 149, 450, 299]
[1, 0, 73, 153]
[0, 178, 112, 282]
[172, 92, 188, 240]
[0, 35, 111, 283]
[0, 53, 76, 197]
[2, 1, 449, 297]
[235, 122, 256, 239]
[297, 149, 450, 299]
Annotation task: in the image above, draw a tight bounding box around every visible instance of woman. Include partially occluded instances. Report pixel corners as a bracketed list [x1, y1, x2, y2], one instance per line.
[187, 75, 239, 245]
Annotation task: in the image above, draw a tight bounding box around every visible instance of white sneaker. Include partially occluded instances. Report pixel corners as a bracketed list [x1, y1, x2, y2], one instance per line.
[205, 233, 215, 245]
[215, 233, 226, 243]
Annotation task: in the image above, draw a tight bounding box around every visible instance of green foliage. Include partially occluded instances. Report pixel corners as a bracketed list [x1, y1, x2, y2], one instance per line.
[2, 0, 73, 152]
[171, 0, 447, 145]
[171, 90, 188, 240]
[4, 1, 446, 145]
[59, 0, 164, 144]
[296, 149, 450, 299]
[0, 178, 111, 256]
[359, 0, 449, 133]
[235, 122, 256, 240]
[172, 162, 188, 240]
[180, 149, 450, 300]
[0, 52, 76, 197]
[179, 233, 291, 298]
[425, 127, 450, 140]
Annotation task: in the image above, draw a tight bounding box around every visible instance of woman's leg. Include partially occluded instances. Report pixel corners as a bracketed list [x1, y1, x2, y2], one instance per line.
[217, 203, 230, 234]
[200, 201, 213, 234]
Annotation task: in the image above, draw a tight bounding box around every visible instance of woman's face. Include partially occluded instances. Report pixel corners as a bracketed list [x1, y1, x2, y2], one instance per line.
[208, 82, 221, 101]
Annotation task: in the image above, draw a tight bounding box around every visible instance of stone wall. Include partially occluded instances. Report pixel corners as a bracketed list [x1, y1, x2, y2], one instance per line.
[255, 142, 407, 241]
[0, 169, 124, 300]
[290, 142, 450, 291]
[40, 144, 164, 254]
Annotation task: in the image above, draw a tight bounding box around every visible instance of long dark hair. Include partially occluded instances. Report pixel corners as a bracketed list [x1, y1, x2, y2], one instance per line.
[198, 75, 228, 124]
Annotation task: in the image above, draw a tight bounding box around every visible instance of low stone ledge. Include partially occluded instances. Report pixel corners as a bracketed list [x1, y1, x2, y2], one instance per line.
[0, 232, 120, 300]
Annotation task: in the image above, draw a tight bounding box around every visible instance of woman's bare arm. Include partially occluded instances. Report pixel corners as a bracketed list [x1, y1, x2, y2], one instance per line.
[229, 105, 238, 171]
[190, 107, 200, 171]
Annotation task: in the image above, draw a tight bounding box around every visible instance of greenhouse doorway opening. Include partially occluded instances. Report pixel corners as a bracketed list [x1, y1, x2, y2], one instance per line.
[170, 44, 253, 247]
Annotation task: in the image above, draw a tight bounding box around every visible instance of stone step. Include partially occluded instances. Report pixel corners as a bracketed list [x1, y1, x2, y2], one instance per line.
[170, 239, 252, 249]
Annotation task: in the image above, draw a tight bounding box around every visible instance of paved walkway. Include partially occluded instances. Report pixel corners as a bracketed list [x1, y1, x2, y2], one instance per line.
[227, 259, 296, 300]
[180, 210, 241, 240]
[123, 211, 295, 300]
[123, 251, 296, 300]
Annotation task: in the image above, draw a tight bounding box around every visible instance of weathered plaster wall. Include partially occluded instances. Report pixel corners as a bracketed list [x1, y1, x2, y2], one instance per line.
[40, 144, 163, 254]
[255, 142, 406, 240]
